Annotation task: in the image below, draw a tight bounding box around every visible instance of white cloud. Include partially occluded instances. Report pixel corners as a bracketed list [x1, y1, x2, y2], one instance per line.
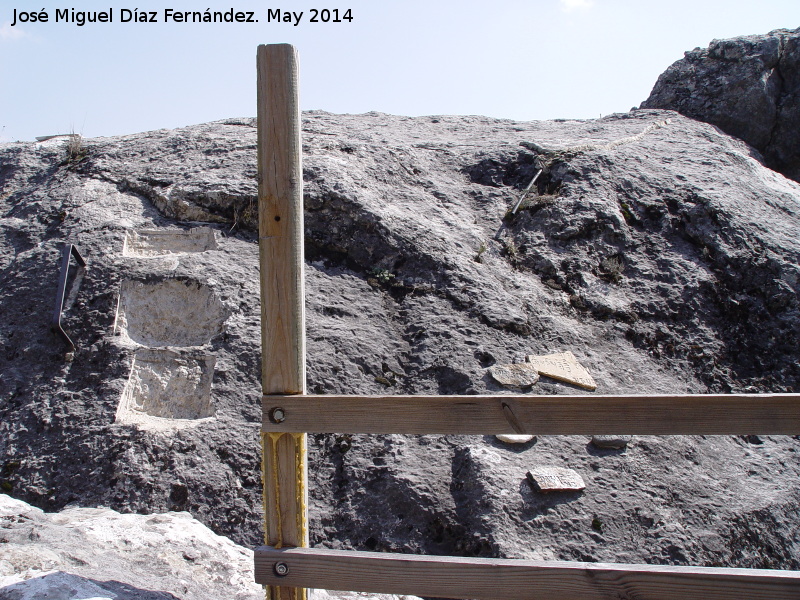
[559, 0, 595, 11]
[0, 22, 28, 41]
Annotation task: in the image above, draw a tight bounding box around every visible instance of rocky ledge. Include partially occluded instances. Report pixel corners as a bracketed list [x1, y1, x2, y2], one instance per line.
[642, 27, 800, 183]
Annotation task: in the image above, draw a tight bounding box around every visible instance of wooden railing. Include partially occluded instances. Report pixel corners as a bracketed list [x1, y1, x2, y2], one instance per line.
[254, 546, 800, 600]
[261, 393, 800, 435]
[254, 42, 800, 600]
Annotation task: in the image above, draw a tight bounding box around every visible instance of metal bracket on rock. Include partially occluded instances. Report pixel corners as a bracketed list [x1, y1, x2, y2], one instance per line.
[510, 168, 543, 215]
[51, 243, 87, 351]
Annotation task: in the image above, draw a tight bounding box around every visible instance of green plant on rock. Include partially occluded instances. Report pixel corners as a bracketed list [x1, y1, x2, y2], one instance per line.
[2, 460, 20, 477]
[374, 374, 395, 387]
[474, 241, 487, 263]
[368, 267, 395, 286]
[618, 200, 637, 225]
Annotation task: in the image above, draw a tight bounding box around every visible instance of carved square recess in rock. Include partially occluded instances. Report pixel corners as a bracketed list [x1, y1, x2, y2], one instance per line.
[116, 348, 215, 430]
[116, 278, 230, 347]
[122, 227, 218, 257]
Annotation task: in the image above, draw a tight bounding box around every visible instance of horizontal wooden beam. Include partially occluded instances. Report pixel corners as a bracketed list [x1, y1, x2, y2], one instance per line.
[254, 546, 800, 600]
[262, 393, 800, 435]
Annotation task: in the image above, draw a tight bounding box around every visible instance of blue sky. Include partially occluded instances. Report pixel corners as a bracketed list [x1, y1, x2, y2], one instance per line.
[1, 1, 798, 142]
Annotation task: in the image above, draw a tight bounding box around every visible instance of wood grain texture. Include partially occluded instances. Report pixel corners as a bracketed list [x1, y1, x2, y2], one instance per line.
[257, 42, 307, 600]
[257, 43, 305, 396]
[254, 547, 800, 600]
[262, 393, 800, 435]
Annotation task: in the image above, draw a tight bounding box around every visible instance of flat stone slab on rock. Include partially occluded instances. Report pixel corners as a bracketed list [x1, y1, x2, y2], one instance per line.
[488, 363, 539, 387]
[526, 351, 597, 390]
[526, 467, 586, 492]
[495, 434, 535, 444]
[591, 435, 632, 449]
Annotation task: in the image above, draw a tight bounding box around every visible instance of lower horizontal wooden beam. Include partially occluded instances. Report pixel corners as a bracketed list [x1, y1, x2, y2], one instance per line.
[254, 546, 800, 600]
[262, 393, 800, 435]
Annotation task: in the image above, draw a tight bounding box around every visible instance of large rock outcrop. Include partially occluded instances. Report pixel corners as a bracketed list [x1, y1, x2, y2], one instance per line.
[0, 495, 411, 600]
[641, 27, 800, 182]
[0, 493, 262, 599]
[1, 109, 799, 578]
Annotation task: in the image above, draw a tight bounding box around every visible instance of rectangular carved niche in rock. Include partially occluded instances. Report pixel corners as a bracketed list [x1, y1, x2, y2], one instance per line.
[122, 226, 218, 257]
[116, 348, 216, 431]
[526, 467, 585, 493]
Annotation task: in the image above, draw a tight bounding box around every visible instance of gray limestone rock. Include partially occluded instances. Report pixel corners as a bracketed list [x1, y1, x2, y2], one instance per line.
[0, 495, 414, 600]
[487, 363, 539, 387]
[0, 494, 262, 600]
[1, 109, 800, 579]
[641, 27, 800, 182]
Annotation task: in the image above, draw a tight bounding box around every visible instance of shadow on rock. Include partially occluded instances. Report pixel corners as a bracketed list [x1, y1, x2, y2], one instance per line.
[0, 571, 181, 600]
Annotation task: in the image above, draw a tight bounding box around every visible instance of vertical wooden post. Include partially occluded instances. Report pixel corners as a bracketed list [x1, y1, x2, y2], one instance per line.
[257, 43, 307, 600]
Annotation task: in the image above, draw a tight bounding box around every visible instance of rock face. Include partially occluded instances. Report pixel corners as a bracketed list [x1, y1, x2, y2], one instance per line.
[0, 494, 262, 599]
[641, 27, 800, 183]
[0, 495, 412, 600]
[1, 107, 800, 579]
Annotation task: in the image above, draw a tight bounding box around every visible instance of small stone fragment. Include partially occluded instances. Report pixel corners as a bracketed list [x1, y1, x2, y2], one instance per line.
[488, 363, 539, 387]
[182, 549, 200, 562]
[526, 350, 596, 390]
[591, 435, 632, 449]
[495, 434, 535, 444]
[526, 467, 585, 492]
